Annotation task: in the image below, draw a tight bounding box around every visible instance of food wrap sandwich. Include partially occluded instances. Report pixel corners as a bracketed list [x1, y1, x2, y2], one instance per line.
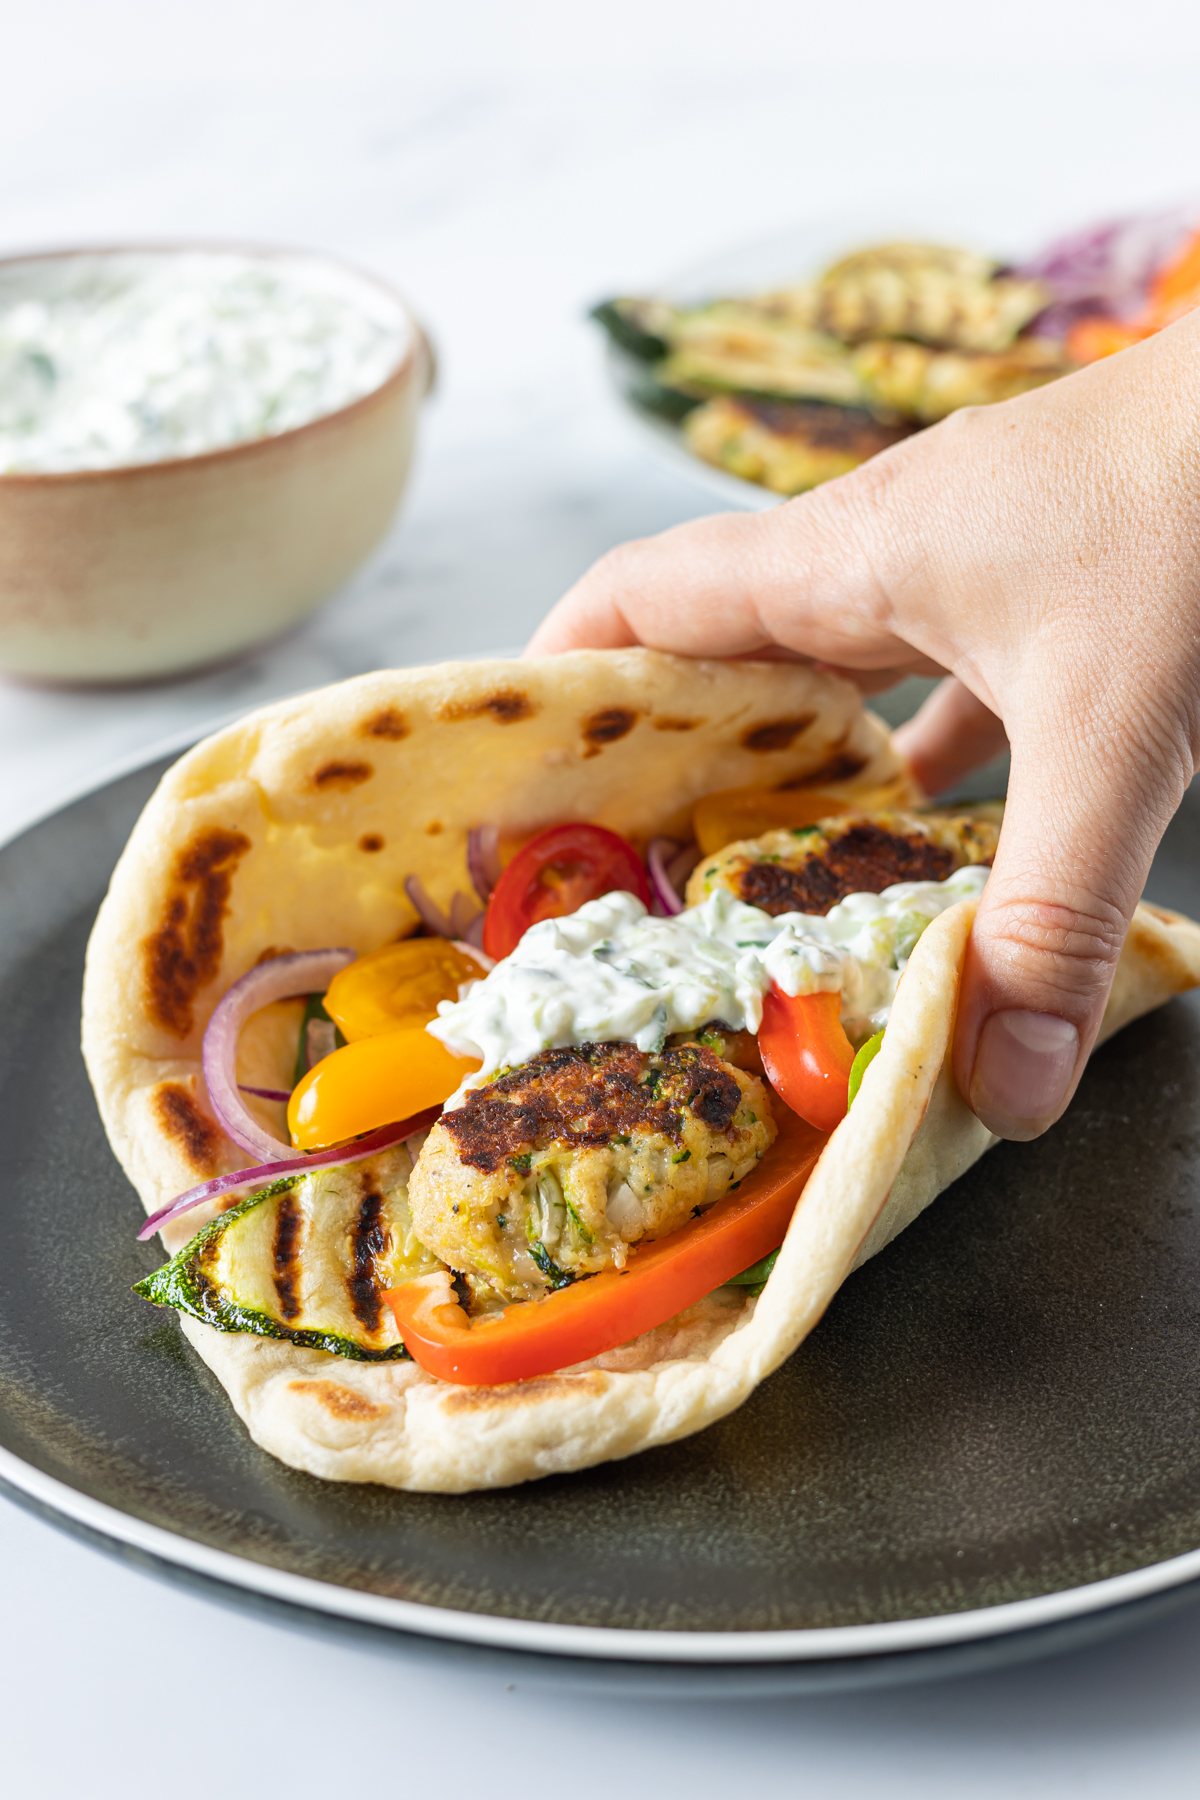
[82, 650, 1200, 1493]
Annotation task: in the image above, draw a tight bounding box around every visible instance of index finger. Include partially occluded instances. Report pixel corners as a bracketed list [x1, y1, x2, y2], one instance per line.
[525, 489, 925, 675]
[526, 513, 784, 657]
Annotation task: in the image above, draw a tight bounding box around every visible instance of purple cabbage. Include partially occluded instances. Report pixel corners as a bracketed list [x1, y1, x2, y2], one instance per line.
[1016, 206, 1199, 340]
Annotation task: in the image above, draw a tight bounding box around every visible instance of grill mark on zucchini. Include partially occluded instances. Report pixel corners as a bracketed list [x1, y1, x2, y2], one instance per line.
[133, 1150, 442, 1361]
[272, 1194, 303, 1320]
[135, 1184, 412, 1360]
[348, 1188, 388, 1332]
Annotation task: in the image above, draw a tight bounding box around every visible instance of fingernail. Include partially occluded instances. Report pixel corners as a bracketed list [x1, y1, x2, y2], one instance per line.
[969, 1010, 1080, 1141]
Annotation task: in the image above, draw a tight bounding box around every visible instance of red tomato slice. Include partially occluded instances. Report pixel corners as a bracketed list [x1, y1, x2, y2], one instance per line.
[481, 822, 652, 961]
[758, 986, 856, 1133]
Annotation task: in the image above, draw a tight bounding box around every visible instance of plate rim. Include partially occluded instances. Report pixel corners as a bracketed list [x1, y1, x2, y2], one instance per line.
[599, 200, 1072, 513]
[6, 1440, 1200, 1663]
[6, 739, 1200, 1667]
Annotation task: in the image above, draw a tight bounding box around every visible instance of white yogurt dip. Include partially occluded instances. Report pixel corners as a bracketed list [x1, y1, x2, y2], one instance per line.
[429, 865, 988, 1090]
[0, 250, 411, 473]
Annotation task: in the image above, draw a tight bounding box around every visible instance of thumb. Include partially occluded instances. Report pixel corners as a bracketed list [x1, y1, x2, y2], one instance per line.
[951, 710, 1190, 1141]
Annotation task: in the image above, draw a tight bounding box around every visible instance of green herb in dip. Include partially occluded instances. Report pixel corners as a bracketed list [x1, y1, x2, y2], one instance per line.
[0, 250, 410, 473]
[430, 868, 989, 1092]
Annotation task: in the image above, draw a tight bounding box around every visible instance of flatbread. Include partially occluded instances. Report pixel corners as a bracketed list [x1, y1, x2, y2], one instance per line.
[81, 651, 1200, 1492]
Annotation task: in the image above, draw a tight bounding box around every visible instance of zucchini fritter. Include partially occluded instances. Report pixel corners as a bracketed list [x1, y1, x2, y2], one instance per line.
[685, 396, 913, 496]
[686, 808, 1001, 918]
[407, 1041, 775, 1305]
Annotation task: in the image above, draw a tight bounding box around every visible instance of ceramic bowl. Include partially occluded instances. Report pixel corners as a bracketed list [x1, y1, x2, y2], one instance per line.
[0, 245, 433, 684]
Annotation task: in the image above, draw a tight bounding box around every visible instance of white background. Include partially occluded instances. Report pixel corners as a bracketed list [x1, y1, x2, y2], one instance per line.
[3, 2, 1200, 1791]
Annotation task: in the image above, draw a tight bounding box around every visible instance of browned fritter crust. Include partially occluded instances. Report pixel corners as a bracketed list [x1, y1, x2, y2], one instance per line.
[737, 398, 905, 452]
[408, 1043, 776, 1302]
[441, 1041, 744, 1170]
[737, 819, 956, 914]
[685, 807, 1002, 917]
[684, 396, 914, 496]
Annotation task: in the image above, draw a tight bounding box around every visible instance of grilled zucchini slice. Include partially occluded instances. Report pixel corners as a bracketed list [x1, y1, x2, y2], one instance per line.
[590, 297, 673, 361]
[626, 370, 703, 422]
[135, 1148, 442, 1361]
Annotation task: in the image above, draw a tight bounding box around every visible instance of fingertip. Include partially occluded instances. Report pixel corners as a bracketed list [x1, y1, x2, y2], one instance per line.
[525, 592, 639, 657]
[965, 1008, 1081, 1140]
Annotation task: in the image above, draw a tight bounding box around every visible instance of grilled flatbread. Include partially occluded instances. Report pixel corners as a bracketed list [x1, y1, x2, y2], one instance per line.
[82, 650, 1200, 1491]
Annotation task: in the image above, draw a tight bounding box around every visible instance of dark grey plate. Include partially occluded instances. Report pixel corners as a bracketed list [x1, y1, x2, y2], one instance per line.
[3, 749, 1200, 1696]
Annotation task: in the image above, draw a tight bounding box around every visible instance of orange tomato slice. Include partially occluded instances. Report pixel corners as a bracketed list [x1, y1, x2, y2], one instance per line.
[287, 1028, 480, 1150]
[323, 938, 482, 1041]
[758, 987, 856, 1133]
[692, 786, 847, 856]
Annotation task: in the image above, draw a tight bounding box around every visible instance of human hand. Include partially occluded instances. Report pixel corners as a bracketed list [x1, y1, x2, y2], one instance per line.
[528, 311, 1200, 1140]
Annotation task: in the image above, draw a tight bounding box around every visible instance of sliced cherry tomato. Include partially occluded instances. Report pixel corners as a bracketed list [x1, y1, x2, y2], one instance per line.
[287, 1028, 480, 1150]
[324, 939, 482, 1041]
[384, 1107, 826, 1385]
[481, 822, 651, 961]
[758, 986, 856, 1133]
[692, 785, 846, 857]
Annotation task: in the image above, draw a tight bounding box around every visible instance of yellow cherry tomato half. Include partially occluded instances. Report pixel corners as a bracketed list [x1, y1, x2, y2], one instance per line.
[692, 786, 848, 857]
[323, 938, 483, 1041]
[288, 1028, 481, 1150]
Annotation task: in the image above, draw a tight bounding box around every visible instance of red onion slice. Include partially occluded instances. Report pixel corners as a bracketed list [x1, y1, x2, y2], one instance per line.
[667, 840, 702, 892]
[450, 890, 483, 939]
[466, 825, 502, 904]
[405, 873, 484, 942]
[138, 1107, 442, 1242]
[239, 1085, 292, 1102]
[647, 837, 686, 916]
[201, 947, 356, 1162]
[404, 874, 456, 938]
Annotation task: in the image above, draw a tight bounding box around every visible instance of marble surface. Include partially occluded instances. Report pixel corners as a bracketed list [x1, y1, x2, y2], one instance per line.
[4, 6, 1200, 1791]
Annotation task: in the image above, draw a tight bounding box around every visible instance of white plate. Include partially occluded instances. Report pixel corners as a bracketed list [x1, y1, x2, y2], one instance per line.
[602, 200, 1051, 510]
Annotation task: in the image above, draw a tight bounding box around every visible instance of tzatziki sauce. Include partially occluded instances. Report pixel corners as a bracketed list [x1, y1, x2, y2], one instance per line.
[0, 250, 411, 473]
[429, 865, 988, 1092]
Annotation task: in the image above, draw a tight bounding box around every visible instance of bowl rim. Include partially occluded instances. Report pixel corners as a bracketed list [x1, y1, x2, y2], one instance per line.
[0, 238, 429, 487]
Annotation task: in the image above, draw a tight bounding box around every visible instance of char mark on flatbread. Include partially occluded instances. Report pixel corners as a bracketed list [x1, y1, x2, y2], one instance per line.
[143, 826, 251, 1037]
[152, 1080, 222, 1175]
[741, 713, 817, 753]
